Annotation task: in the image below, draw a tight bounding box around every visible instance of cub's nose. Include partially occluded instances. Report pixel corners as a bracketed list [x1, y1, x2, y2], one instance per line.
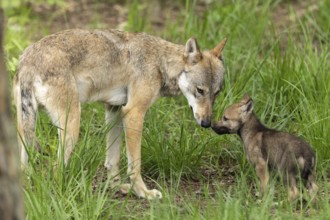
[201, 120, 211, 128]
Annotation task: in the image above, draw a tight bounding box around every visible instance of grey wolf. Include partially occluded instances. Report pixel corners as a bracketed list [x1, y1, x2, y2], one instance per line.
[13, 29, 227, 199]
[212, 95, 318, 201]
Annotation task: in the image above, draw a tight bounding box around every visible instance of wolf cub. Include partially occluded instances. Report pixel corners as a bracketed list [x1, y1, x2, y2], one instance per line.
[212, 95, 318, 201]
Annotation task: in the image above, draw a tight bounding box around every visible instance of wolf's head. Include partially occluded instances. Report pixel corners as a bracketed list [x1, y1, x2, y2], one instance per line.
[212, 94, 254, 134]
[178, 37, 227, 128]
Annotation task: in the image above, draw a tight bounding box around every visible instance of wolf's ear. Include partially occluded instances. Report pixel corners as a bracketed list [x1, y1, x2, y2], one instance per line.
[184, 37, 202, 65]
[211, 38, 227, 60]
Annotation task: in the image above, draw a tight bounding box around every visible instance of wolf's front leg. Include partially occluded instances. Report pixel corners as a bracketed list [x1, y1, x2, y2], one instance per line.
[104, 105, 123, 188]
[121, 106, 162, 200]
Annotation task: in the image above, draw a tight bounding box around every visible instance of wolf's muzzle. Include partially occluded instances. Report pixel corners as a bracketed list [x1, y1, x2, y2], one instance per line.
[201, 120, 211, 128]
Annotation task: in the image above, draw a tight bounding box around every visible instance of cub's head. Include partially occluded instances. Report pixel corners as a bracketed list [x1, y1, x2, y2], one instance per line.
[178, 37, 227, 128]
[212, 94, 254, 135]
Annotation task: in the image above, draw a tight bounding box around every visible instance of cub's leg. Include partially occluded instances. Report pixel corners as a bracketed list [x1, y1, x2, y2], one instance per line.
[288, 176, 299, 201]
[254, 157, 269, 195]
[306, 171, 318, 199]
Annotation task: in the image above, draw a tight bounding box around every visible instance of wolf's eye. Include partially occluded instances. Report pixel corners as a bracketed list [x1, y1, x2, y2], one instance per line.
[223, 116, 228, 121]
[196, 87, 204, 95]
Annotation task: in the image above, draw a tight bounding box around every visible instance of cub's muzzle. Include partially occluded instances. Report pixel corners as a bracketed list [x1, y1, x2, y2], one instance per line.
[211, 125, 231, 135]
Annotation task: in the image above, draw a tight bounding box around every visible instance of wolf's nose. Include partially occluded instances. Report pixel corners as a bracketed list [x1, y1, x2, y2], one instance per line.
[201, 120, 211, 128]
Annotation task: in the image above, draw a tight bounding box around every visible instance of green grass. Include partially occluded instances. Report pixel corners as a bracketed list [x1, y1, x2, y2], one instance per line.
[3, 0, 330, 219]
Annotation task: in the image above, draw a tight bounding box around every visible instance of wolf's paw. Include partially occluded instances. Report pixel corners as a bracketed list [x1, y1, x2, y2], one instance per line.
[119, 183, 131, 194]
[139, 189, 162, 200]
[109, 176, 121, 188]
[120, 184, 162, 200]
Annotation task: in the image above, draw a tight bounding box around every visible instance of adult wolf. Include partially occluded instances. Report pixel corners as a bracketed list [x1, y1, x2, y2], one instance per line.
[14, 29, 227, 199]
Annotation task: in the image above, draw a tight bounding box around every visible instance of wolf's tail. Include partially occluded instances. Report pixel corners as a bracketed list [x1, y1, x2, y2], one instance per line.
[13, 74, 39, 169]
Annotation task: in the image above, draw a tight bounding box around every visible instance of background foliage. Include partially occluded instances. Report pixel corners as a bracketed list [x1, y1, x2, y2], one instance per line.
[2, 0, 330, 219]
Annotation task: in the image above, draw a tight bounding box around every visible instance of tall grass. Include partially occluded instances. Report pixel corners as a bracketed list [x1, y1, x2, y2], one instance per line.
[3, 0, 330, 219]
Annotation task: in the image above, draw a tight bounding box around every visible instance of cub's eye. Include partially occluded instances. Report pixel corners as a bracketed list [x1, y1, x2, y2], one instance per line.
[223, 116, 228, 121]
[196, 87, 204, 95]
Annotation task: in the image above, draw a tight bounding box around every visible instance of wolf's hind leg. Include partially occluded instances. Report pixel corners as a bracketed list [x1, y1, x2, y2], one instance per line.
[43, 84, 81, 166]
[57, 108, 80, 166]
[104, 104, 123, 188]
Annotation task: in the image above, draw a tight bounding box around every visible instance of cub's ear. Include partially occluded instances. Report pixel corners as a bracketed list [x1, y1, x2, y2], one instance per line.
[241, 93, 251, 104]
[184, 37, 202, 65]
[241, 98, 254, 114]
[211, 38, 227, 60]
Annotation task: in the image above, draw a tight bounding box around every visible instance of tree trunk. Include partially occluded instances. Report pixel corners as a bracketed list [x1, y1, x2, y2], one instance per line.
[0, 8, 24, 220]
